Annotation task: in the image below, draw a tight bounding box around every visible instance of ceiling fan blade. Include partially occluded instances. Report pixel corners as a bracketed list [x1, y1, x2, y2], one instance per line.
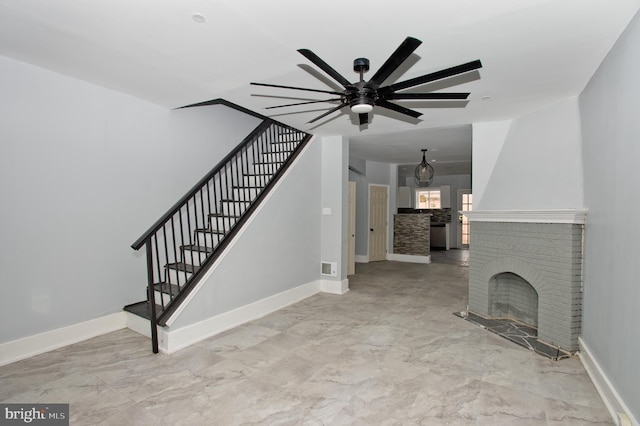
[359, 113, 369, 125]
[375, 100, 422, 118]
[383, 92, 470, 100]
[251, 82, 343, 96]
[307, 104, 347, 124]
[382, 60, 483, 93]
[264, 98, 343, 109]
[297, 49, 353, 88]
[370, 37, 422, 86]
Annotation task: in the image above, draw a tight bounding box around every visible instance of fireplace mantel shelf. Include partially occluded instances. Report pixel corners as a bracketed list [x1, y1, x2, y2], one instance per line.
[462, 209, 588, 224]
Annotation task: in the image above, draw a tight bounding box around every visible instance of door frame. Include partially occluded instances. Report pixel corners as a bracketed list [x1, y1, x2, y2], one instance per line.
[347, 181, 356, 275]
[457, 189, 472, 248]
[368, 184, 389, 262]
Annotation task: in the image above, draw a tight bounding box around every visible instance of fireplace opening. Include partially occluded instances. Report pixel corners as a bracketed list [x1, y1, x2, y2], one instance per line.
[489, 272, 538, 329]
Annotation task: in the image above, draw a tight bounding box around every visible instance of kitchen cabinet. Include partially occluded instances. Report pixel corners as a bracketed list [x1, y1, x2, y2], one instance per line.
[440, 185, 451, 208]
[397, 186, 412, 208]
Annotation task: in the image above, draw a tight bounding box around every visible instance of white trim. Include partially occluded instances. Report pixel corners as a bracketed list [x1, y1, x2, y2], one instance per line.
[578, 337, 639, 426]
[462, 209, 588, 224]
[157, 280, 324, 354]
[124, 310, 153, 338]
[0, 312, 126, 367]
[387, 253, 432, 264]
[320, 279, 350, 295]
[163, 136, 318, 327]
[355, 255, 369, 263]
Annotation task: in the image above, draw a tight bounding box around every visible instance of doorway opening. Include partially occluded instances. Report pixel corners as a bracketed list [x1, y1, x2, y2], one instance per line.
[457, 189, 472, 248]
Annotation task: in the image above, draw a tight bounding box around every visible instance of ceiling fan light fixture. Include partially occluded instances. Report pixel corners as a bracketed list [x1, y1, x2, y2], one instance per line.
[350, 97, 374, 114]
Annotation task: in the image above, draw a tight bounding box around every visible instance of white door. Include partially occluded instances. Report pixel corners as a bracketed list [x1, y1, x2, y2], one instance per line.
[368, 185, 388, 262]
[348, 181, 356, 275]
[457, 189, 472, 248]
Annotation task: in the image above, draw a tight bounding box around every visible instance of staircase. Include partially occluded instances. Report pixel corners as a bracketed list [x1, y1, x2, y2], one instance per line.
[125, 101, 311, 353]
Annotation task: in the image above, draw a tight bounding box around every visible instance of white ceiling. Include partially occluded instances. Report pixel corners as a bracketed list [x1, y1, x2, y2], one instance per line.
[1, 0, 638, 168]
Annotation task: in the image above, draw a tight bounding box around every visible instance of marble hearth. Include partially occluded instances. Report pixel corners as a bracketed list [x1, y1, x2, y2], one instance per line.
[463, 210, 587, 353]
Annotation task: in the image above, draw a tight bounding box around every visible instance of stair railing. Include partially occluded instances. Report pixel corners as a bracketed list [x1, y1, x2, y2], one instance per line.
[131, 106, 311, 353]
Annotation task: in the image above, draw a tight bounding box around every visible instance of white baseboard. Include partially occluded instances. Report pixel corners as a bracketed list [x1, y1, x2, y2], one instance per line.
[158, 280, 324, 354]
[387, 253, 431, 264]
[578, 337, 639, 426]
[355, 255, 369, 263]
[320, 278, 349, 295]
[0, 312, 126, 367]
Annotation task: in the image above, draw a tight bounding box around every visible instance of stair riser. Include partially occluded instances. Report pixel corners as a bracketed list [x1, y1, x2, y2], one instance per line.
[243, 175, 270, 187]
[232, 187, 261, 202]
[195, 231, 222, 248]
[210, 216, 236, 231]
[181, 250, 208, 266]
[154, 290, 175, 306]
[252, 164, 281, 175]
[220, 201, 249, 216]
[166, 269, 192, 286]
[270, 141, 297, 152]
[275, 133, 302, 143]
[260, 152, 289, 163]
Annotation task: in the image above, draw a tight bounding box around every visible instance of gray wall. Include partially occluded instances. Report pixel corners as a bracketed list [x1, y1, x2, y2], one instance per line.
[579, 10, 640, 420]
[0, 55, 261, 343]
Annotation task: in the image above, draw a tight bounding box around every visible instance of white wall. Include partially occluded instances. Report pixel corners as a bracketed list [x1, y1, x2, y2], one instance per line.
[0, 55, 261, 344]
[473, 97, 584, 211]
[579, 9, 640, 421]
[471, 120, 510, 208]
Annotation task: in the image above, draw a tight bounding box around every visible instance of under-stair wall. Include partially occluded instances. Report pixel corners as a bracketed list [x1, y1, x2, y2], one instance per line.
[164, 137, 322, 341]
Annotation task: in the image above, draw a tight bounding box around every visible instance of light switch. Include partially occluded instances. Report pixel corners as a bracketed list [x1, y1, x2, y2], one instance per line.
[322, 208, 332, 215]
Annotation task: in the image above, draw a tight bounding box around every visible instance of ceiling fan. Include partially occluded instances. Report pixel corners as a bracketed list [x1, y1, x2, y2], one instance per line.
[251, 36, 482, 126]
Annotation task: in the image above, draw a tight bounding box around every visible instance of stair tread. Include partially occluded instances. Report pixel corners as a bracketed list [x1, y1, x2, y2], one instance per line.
[123, 301, 162, 320]
[209, 213, 241, 218]
[153, 282, 181, 295]
[165, 262, 199, 273]
[196, 227, 225, 235]
[181, 244, 213, 253]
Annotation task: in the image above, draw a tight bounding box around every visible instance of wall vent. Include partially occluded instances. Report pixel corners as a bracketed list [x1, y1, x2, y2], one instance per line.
[321, 262, 337, 277]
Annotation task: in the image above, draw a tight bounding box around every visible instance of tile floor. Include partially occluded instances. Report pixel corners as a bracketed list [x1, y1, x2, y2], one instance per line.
[1, 256, 611, 425]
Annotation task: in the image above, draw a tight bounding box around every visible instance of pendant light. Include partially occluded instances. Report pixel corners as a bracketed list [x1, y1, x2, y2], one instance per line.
[414, 149, 434, 187]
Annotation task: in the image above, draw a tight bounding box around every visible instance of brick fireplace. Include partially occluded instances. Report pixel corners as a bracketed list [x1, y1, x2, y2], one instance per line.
[464, 210, 587, 353]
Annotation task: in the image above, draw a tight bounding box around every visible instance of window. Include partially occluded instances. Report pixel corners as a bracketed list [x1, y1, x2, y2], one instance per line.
[416, 188, 441, 209]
